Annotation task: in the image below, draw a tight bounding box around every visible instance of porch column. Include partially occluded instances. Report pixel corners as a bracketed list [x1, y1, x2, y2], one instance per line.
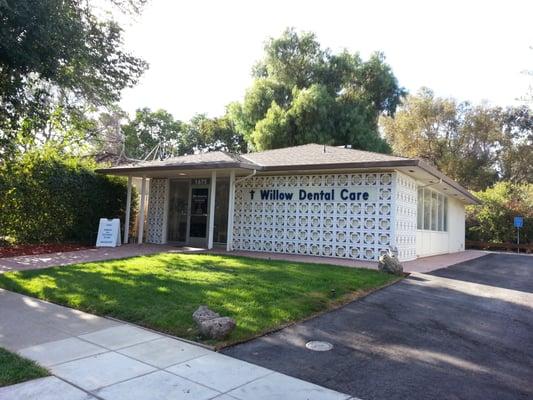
[161, 178, 170, 244]
[207, 170, 217, 249]
[138, 176, 147, 244]
[226, 169, 236, 251]
[124, 176, 132, 244]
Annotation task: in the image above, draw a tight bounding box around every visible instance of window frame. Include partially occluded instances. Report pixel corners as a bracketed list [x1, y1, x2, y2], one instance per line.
[416, 186, 448, 232]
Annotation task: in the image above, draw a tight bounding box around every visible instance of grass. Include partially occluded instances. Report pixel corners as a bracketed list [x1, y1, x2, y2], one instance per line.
[0, 253, 399, 346]
[0, 348, 48, 387]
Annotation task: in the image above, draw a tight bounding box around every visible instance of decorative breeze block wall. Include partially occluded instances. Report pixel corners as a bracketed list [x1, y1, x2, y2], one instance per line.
[394, 172, 417, 261]
[232, 173, 396, 261]
[146, 178, 167, 244]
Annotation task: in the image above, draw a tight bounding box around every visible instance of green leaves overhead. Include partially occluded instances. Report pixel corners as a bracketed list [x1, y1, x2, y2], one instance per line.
[231, 28, 406, 152]
[0, 0, 148, 156]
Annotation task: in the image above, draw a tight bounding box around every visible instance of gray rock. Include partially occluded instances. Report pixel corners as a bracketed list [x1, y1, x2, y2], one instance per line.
[193, 305, 220, 324]
[198, 316, 236, 339]
[192, 306, 235, 339]
[378, 251, 404, 275]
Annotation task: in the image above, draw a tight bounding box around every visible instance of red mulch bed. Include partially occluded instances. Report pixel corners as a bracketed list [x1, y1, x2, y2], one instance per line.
[0, 243, 93, 258]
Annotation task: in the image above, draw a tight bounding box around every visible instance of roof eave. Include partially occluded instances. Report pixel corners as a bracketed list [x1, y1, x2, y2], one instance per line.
[95, 161, 260, 175]
[414, 160, 480, 205]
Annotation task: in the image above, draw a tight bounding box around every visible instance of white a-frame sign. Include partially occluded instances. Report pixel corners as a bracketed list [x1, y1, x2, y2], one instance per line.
[96, 218, 122, 247]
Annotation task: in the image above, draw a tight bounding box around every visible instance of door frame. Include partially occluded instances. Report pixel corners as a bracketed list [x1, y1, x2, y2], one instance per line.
[187, 182, 211, 247]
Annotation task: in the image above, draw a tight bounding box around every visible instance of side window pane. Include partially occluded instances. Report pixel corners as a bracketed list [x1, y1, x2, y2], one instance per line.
[417, 187, 423, 229]
[438, 194, 444, 231]
[443, 197, 448, 232]
[431, 191, 438, 230]
[423, 188, 431, 230]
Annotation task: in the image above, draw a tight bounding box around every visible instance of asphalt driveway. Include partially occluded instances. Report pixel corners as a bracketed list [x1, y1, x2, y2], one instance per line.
[222, 254, 533, 400]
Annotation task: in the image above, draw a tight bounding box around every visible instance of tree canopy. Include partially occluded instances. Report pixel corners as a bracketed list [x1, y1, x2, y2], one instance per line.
[0, 0, 148, 157]
[228, 28, 406, 152]
[99, 108, 248, 162]
[380, 88, 533, 191]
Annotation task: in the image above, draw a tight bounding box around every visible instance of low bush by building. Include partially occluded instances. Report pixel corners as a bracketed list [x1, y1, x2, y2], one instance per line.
[466, 182, 532, 245]
[0, 149, 136, 245]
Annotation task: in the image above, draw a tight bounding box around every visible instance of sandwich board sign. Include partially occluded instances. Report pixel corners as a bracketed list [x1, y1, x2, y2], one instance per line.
[96, 218, 121, 247]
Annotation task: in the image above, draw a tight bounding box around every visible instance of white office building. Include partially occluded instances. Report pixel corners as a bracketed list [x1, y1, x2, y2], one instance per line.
[97, 144, 478, 262]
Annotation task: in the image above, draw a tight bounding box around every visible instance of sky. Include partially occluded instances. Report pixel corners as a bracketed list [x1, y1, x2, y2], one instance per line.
[116, 0, 533, 121]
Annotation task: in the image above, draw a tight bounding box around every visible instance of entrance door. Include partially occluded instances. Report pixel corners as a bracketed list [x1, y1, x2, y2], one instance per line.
[189, 187, 209, 246]
[167, 180, 189, 243]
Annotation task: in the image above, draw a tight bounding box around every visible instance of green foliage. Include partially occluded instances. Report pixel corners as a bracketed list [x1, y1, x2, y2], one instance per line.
[0, 253, 397, 345]
[187, 114, 248, 153]
[123, 108, 188, 159]
[381, 89, 533, 190]
[0, 0, 147, 156]
[229, 28, 405, 152]
[0, 348, 48, 387]
[120, 108, 248, 160]
[466, 182, 532, 243]
[0, 148, 137, 244]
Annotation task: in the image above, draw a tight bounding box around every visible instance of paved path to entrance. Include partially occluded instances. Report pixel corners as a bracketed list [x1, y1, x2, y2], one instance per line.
[223, 254, 533, 400]
[0, 289, 353, 400]
[0, 244, 180, 274]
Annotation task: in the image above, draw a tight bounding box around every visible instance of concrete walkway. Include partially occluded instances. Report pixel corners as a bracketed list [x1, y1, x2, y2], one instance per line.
[0, 244, 190, 273]
[0, 289, 353, 400]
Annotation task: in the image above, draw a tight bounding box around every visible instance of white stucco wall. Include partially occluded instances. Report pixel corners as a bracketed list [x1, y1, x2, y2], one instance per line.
[447, 197, 465, 253]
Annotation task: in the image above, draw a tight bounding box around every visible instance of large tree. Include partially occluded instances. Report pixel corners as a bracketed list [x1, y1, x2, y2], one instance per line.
[380, 88, 532, 190]
[0, 0, 148, 157]
[228, 28, 405, 152]
[119, 109, 247, 161]
[122, 108, 188, 160]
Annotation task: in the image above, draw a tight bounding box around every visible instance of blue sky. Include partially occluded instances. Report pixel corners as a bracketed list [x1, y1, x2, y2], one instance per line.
[117, 0, 533, 120]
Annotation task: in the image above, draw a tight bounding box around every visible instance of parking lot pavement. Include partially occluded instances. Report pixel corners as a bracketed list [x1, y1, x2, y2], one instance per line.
[223, 254, 533, 400]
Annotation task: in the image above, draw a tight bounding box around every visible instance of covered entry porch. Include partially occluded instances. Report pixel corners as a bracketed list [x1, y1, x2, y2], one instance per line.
[123, 167, 252, 251]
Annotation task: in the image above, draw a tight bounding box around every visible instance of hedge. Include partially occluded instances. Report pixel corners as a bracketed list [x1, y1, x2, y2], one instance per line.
[466, 182, 532, 244]
[0, 150, 137, 245]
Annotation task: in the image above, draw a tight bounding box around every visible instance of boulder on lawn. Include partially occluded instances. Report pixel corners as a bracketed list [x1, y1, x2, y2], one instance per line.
[378, 250, 403, 275]
[192, 306, 235, 339]
[197, 316, 236, 339]
[193, 305, 220, 324]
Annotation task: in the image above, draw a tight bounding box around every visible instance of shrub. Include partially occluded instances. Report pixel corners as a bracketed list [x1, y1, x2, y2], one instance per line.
[0, 149, 137, 244]
[466, 182, 532, 244]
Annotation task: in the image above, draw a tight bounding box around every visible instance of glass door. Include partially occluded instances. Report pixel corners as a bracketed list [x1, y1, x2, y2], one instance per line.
[167, 180, 189, 242]
[189, 187, 209, 246]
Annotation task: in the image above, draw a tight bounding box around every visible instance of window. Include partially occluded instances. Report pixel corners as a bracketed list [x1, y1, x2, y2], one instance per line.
[438, 194, 444, 231]
[417, 188, 424, 229]
[443, 197, 448, 231]
[431, 191, 438, 230]
[417, 187, 448, 232]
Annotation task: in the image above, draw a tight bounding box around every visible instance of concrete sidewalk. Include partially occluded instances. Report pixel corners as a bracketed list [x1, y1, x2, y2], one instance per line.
[0, 289, 353, 400]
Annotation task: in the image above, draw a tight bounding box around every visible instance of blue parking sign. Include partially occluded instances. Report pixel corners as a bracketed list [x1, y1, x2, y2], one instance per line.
[514, 216, 523, 228]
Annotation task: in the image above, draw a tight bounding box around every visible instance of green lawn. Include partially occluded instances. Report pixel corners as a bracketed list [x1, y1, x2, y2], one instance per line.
[0, 253, 398, 346]
[0, 348, 48, 387]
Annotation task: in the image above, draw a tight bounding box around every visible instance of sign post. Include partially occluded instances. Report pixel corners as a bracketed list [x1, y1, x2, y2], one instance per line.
[96, 218, 122, 247]
[514, 216, 523, 254]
